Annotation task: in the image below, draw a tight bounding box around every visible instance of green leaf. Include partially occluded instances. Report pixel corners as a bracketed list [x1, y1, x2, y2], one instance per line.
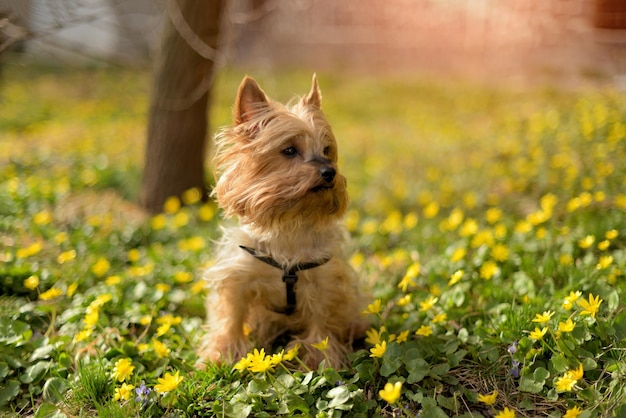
[429, 363, 450, 379]
[42, 377, 69, 403]
[549, 353, 568, 373]
[326, 386, 351, 409]
[34, 402, 67, 418]
[0, 362, 8, 380]
[21, 361, 51, 384]
[422, 404, 448, 418]
[0, 379, 20, 406]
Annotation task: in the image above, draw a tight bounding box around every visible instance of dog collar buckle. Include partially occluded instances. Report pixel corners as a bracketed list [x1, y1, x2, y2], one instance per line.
[239, 245, 330, 315]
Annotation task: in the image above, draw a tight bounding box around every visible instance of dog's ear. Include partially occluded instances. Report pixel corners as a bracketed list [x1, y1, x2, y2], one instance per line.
[303, 73, 322, 109]
[234, 76, 270, 125]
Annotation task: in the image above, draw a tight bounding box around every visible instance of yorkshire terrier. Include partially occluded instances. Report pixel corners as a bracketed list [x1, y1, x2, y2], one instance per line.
[198, 74, 365, 369]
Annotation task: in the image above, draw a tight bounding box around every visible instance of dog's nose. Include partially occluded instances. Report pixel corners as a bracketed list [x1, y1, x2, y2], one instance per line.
[320, 166, 336, 183]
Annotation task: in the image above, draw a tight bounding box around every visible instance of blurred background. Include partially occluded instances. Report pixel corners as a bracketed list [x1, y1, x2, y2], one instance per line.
[1, 0, 625, 86]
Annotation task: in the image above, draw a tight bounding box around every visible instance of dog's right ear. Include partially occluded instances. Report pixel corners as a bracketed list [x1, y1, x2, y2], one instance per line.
[234, 76, 270, 126]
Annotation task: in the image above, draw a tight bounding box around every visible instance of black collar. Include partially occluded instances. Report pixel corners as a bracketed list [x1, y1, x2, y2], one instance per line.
[239, 245, 331, 315]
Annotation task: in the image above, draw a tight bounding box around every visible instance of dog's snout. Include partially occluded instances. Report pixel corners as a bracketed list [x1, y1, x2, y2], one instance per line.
[320, 166, 336, 183]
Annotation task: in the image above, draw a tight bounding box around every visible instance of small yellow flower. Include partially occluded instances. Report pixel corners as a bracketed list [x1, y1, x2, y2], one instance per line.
[151, 214, 167, 230]
[73, 328, 92, 343]
[605, 229, 618, 240]
[91, 257, 111, 277]
[559, 254, 573, 266]
[379, 381, 402, 404]
[432, 312, 447, 324]
[555, 374, 576, 392]
[24, 275, 39, 290]
[416, 325, 433, 336]
[597, 240, 610, 251]
[529, 327, 548, 341]
[491, 244, 510, 262]
[563, 291, 582, 310]
[364, 299, 382, 315]
[396, 330, 410, 343]
[398, 262, 420, 292]
[531, 311, 555, 324]
[39, 287, 63, 301]
[577, 293, 603, 318]
[365, 327, 385, 345]
[182, 187, 201, 205]
[419, 296, 438, 312]
[479, 261, 499, 280]
[246, 348, 273, 373]
[485, 207, 503, 224]
[111, 358, 135, 382]
[397, 294, 412, 307]
[450, 247, 466, 263]
[153, 339, 170, 358]
[578, 235, 595, 249]
[566, 363, 584, 382]
[558, 318, 575, 333]
[477, 390, 498, 406]
[448, 269, 464, 286]
[284, 344, 300, 361]
[495, 407, 516, 418]
[33, 211, 52, 225]
[163, 196, 181, 214]
[563, 406, 583, 418]
[156, 283, 171, 293]
[233, 356, 250, 372]
[312, 337, 329, 352]
[596, 255, 613, 270]
[127, 249, 141, 262]
[198, 204, 215, 222]
[174, 271, 193, 283]
[113, 383, 135, 401]
[370, 341, 387, 358]
[83, 309, 99, 328]
[423, 201, 439, 219]
[57, 250, 76, 264]
[105, 275, 122, 286]
[154, 370, 184, 393]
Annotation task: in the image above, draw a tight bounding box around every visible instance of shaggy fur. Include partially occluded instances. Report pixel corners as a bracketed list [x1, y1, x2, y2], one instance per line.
[198, 75, 365, 368]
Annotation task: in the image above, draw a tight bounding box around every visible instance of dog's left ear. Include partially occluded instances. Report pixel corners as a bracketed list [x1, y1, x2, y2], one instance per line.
[303, 73, 322, 109]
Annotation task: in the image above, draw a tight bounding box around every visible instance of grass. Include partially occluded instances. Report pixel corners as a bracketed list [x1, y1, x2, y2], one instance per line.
[1, 61, 626, 417]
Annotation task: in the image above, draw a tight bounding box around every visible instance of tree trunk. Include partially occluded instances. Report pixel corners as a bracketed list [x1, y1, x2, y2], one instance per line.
[141, 0, 224, 213]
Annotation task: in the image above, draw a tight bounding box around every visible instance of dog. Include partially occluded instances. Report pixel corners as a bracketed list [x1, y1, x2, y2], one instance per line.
[198, 74, 365, 369]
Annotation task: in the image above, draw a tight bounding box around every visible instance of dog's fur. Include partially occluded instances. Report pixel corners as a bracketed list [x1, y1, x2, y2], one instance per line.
[198, 75, 365, 368]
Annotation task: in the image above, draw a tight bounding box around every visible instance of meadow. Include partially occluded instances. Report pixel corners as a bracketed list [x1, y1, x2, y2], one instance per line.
[1, 63, 625, 417]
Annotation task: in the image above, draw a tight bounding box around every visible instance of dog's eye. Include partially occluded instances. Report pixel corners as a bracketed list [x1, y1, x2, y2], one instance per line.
[323, 146, 331, 156]
[282, 146, 298, 157]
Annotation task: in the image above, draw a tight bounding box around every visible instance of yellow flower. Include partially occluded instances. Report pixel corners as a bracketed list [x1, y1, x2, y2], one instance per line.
[597, 240, 610, 251]
[153, 339, 170, 358]
[163, 196, 181, 214]
[233, 356, 250, 372]
[578, 235, 595, 249]
[105, 275, 122, 286]
[73, 328, 92, 343]
[111, 358, 135, 382]
[562, 291, 582, 310]
[57, 250, 76, 264]
[432, 313, 447, 324]
[531, 311, 555, 324]
[448, 269, 464, 286]
[596, 255, 613, 270]
[529, 327, 548, 341]
[284, 344, 300, 361]
[563, 406, 583, 418]
[459, 219, 478, 237]
[416, 325, 433, 336]
[423, 201, 439, 219]
[419, 296, 438, 312]
[174, 271, 193, 283]
[605, 229, 618, 240]
[182, 187, 201, 205]
[566, 363, 584, 382]
[491, 244, 509, 262]
[398, 262, 420, 292]
[33, 210, 52, 225]
[559, 254, 573, 266]
[312, 337, 329, 352]
[113, 383, 135, 401]
[370, 341, 387, 358]
[477, 390, 498, 406]
[39, 287, 63, 301]
[495, 407, 515, 418]
[396, 330, 410, 343]
[364, 299, 382, 315]
[24, 275, 39, 290]
[156, 283, 171, 293]
[558, 318, 575, 333]
[365, 327, 385, 345]
[555, 374, 576, 392]
[151, 214, 167, 230]
[246, 348, 273, 373]
[199, 204, 215, 222]
[154, 370, 184, 393]
[485, 207, 503, 224]
[127, 249, 141, 262]
[379, 381, 402, 404]
[397, 294, 412, 307]
[479, 261, 499, 280]
[577, 293, 602, 318]
[83, 309, 99, 328]
[451, 247, 466, 263]
[91, 257, 111, 277]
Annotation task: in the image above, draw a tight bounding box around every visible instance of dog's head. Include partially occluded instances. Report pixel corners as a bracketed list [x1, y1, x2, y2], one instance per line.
[213, 75, 348, 230]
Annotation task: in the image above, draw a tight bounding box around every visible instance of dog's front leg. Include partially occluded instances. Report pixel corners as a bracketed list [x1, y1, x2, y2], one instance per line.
[198, 276, 250, 365]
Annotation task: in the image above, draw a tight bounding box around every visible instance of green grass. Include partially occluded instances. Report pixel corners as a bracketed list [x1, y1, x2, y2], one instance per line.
[1, 61, 626, 417]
